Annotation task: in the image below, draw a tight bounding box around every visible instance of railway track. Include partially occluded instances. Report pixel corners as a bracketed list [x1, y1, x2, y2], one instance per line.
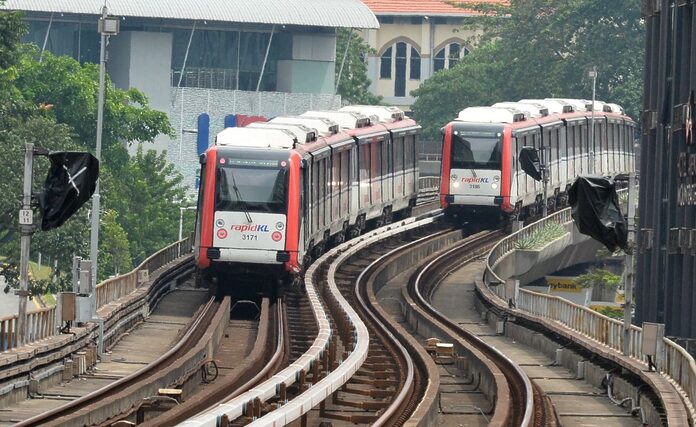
[408, 229, 555, 426]
[14, 294, 227, 427]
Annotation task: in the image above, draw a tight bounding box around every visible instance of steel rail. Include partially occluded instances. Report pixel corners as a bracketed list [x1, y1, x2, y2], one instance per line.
[16, 296, 219, 427]
[412, 231, 536, 427]
[142, 297, 283, 426]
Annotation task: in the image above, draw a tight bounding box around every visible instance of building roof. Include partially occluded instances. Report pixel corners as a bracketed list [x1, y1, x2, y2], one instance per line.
[1, 0, 379, 29]
[361, 0, 506, 17]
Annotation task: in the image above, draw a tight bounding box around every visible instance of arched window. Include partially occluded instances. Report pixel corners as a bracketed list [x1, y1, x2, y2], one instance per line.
[380, 47, 392, 79]
[433, 42, 470, 72]
[379, 40, 422, 97]
[410, 47, 421, 80]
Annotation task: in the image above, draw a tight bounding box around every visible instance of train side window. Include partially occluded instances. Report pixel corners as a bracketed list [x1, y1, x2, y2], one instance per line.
[394, 137, 404, 171]
[332, 152, 340, 219]
[341, 150, 350, 212]
[359, 143, 370, 204]
[319, 157, 327, 228]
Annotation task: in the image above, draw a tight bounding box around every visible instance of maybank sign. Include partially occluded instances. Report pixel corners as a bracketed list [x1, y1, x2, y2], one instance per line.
[546, 275, 591, 306]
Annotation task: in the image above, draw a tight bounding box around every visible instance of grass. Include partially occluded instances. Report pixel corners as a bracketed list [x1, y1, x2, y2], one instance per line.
[514, 222, 568, 250]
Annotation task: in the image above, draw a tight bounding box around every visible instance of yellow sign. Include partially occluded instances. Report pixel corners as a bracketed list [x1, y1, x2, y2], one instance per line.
[546, 276, 582, 293]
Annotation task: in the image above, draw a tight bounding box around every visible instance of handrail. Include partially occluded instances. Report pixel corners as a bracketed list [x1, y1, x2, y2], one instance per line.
[482, 188, 696, 416]
[0, 237, 192, 352]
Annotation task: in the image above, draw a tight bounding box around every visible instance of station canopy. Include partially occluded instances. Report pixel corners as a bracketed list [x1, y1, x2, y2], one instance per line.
[1, 0, 379, 29]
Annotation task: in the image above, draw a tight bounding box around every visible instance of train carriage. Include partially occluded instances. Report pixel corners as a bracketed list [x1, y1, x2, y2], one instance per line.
[194, 106, 420, 293]
[440, 98, 636, 225]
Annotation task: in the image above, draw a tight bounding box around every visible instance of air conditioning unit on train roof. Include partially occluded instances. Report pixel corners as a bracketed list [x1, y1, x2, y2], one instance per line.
[247, 122, 318, 143]
[301, 110, 371, 130]
[339, 105, 405, 123]
[605, 103, 625, 114]
[586, 100, 616, 113]
[456, 106, 526, 123]
[519, 99, 575, 114]
[546, 98, 591, 112]
[216, 126, 297, 149]
[492, 102, 549, 118]
[269, 116, 339, 136]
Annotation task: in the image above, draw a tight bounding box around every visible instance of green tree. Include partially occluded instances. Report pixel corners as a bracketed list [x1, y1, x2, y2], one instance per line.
[14, 48, 173, 166]
[411, 0, 644, 139]
[0, 4, 29, 124]
[105, 146, 188, 263]
[335, 29, 382, 105]
[99, 210, 132, 277]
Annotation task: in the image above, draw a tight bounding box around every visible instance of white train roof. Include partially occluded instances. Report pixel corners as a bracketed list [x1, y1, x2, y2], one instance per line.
[247, 122, 318, 143]
[339, 105, 405, 123]
[301, 110, 371, 130]
[546, 98, 590, 112]
[456, 106, 526, 123]
[492, 102, 549, 118]
[216, 127, 296, 149]
[605, 103, 625, 114]
[269, 116, 339, 136]
[518, 99, 575, 114]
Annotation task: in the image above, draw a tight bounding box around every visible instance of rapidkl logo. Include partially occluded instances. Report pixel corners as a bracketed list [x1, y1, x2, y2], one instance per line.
[461, 177, 490, 184]
[231, 224, 271, 232]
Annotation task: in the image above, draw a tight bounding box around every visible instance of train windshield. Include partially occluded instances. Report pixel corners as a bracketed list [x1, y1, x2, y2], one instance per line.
[215, 159, 288, 214]
[451, 132, 502, 170]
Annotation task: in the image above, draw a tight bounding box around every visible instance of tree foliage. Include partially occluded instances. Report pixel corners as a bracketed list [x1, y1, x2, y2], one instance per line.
[105, 146, 188, 264]
[412, 0, 644, 139]
[0, 8, 187, 289]
[335, 28, 382, 105]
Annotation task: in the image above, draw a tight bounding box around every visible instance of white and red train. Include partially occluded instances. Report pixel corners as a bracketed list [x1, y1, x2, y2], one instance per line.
[194, 106, 420, 291]
[439, 98, 636, 224]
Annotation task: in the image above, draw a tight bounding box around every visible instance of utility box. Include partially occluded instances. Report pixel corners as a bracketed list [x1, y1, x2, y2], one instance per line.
[60, 292, 76, 322]
[78, 260, 92, 294]
[76, 294, 95, 324]
[642, 322, 665, 357]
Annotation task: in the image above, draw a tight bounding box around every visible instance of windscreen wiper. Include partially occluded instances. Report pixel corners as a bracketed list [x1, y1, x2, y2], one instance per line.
[229, 168, 253, 223]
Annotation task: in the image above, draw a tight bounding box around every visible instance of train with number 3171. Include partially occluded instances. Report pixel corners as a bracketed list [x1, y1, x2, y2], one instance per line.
[439, 98, 636, 227]
[194, 106, 420, 294]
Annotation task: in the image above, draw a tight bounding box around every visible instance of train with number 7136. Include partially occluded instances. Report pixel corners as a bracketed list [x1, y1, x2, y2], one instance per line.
[194, 106, 420, 295]
[439, 98, 636, 228]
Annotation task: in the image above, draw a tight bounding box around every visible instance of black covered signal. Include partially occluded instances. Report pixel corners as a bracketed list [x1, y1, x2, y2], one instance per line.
[39, 152, 99, 231]
[518, 146, 542, 181]
[568, 176, 628, 253]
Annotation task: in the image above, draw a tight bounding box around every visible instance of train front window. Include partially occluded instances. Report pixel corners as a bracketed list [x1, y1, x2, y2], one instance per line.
[215, 159, 288, 214]
[451, 132, 502, 170]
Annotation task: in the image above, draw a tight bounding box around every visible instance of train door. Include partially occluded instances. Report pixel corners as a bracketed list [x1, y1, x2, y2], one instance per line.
[332, 151, 340, 223]
[370, 138, 382, 212]
[559, 125, 568, 187]
[310, 160, 318, 238]
[358, 141, 371, 210]
[393, 134, 404, 200]
[405, 134, 416, 195]
[382, 136, 392, 203]
[341, 149, 350, 217]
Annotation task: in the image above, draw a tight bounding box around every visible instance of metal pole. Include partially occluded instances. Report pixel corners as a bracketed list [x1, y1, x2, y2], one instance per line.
[542, 147, 549, 217]
[623, 171, 636, 356]
[335, 28, 354, 94]
[589, 66, 597, 175]
[39, 12, 54, 63]
[172, 21, 197, 107]
[17, 144, 35, 347]
[256, 25, 275, 92]
[179, 207, 185, 242]
[89, 5, 108, 293]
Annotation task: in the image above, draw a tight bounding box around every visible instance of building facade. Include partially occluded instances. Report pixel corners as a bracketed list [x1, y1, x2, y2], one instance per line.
[361, 0, 496, 110]
[2, 0, 378, 188]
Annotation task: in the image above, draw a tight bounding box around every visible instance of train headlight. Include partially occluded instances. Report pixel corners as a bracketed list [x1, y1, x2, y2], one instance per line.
[452, 182, 460, 189]
[491, 183, 499, 190]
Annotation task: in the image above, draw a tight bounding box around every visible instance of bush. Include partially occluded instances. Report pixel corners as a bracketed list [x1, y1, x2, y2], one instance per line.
[514, 222, 567, 250]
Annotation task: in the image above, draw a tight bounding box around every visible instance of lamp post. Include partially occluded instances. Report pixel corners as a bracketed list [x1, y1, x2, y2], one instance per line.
[588, 66, 597, 175]
[89, 6, 119, 289]
[179, 206, 197, 241]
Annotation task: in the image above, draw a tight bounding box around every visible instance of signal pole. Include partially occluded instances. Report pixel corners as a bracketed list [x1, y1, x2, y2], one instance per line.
[89, 5, 119, 289]
[589, 66, 597, 174]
